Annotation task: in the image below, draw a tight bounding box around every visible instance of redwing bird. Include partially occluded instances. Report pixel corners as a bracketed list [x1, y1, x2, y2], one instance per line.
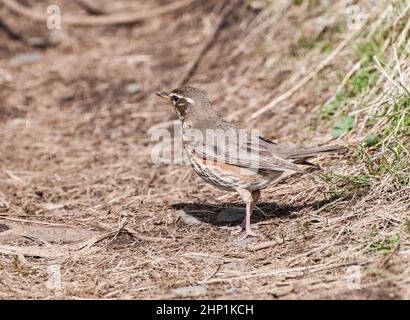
[156, 86, 343, 240]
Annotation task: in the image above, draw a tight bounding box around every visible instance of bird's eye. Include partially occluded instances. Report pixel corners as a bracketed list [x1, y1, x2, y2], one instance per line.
[171, 96, 180, 104]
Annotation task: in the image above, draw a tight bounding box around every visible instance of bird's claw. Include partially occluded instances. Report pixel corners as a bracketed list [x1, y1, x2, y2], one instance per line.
[235, 229, 262, 241]
[231, 224, 245, 234]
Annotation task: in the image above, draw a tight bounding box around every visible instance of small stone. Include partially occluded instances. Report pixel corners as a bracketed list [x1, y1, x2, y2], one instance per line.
[271, 285, 294, 298]
[26, 37, 47, 47]
[126, 83, 141, 94]
[171, 285, 207, 298]
[176, 209, 202, 225]
[234, 237, 257, 247]
[10, 53, 43, 66]
[216, 208, 244, 223]
[226, 288, 238, 295]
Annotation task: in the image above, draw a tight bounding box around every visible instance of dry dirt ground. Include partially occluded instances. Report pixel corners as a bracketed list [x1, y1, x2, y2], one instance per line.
[0, 0, 409, 299]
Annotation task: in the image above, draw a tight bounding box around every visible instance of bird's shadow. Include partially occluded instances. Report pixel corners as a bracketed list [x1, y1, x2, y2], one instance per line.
[171, 198, 334, 226]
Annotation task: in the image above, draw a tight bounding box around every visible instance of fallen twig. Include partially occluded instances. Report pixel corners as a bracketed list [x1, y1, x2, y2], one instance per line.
[0, 216, 67, 227]
[0, 244, 67, 258]
[377, 242, 401, 269]
[0, 16, 52, 48]
[200, 260, 366, 284]
[248, 239, 279, 251]
[176, 4, 232, 87]
[73, 0, 107, 15]
[3, 0, 196, 27]
[123, 226, 172, 243]
[0, 17, 22, 40]
[76, 231, 116, 251]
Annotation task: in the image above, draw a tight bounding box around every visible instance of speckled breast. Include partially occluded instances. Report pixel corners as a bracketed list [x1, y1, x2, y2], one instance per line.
[184, 147, 281, 191]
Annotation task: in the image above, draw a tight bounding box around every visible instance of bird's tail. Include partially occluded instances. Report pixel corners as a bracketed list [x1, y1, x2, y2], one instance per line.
[285, 145, 345, 160]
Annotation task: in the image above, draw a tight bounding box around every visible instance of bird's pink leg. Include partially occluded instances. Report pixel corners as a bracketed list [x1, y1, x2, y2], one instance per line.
[234, 189, 261, 240]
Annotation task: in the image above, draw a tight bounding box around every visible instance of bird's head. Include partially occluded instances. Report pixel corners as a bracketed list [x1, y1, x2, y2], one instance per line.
[156, 86, 216, 124]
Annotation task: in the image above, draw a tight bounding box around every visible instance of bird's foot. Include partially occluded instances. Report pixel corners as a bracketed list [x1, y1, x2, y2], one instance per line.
[235, 229, 262, 241]
[231, 220, 261, 236]
[231, 224, 245, 234]
[230, 221, 255, 234]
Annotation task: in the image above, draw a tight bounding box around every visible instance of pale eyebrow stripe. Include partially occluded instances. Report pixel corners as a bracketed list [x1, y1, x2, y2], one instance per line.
[170, 93, 194, 104]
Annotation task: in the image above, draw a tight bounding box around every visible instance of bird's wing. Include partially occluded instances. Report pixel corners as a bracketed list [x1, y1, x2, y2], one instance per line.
[187, 128, 300, 172]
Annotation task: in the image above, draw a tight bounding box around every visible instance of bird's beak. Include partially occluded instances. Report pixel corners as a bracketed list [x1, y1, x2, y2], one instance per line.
[155, 91, 171, 102]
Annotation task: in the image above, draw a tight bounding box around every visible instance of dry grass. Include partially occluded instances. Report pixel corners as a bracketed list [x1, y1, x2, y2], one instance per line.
[0, 0, 409, 299]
